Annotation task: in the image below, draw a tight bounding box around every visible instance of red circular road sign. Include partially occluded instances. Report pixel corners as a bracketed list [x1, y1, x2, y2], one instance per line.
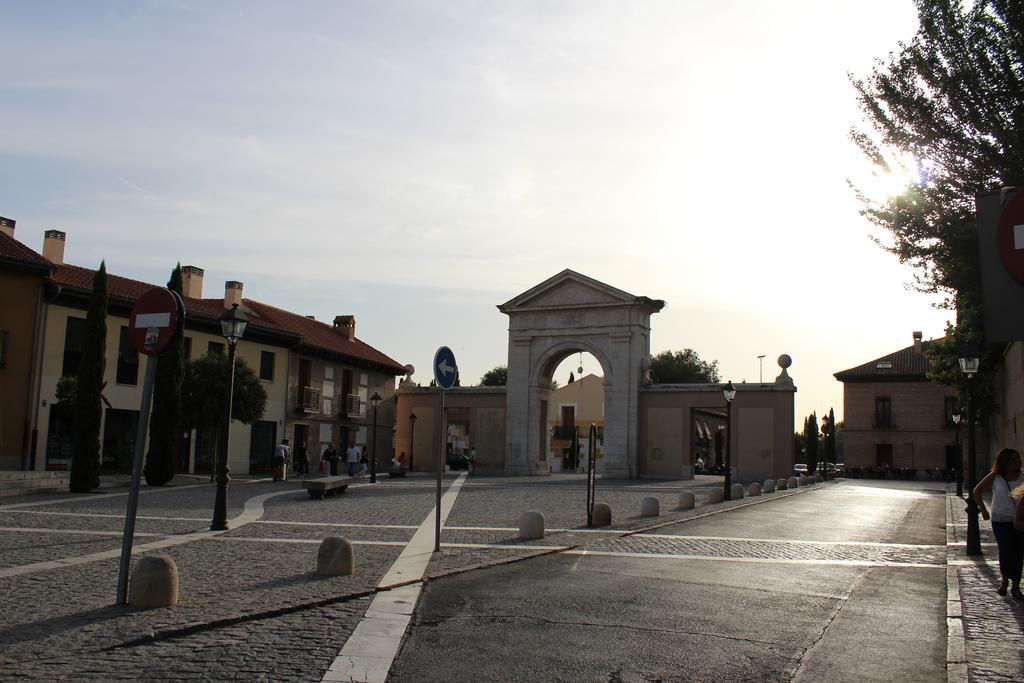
[128, 288, 184, 356]
[996, 191, 1024, 285]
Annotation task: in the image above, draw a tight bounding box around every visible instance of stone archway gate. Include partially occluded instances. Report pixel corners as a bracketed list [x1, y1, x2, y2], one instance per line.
[498, 270, 664, 477]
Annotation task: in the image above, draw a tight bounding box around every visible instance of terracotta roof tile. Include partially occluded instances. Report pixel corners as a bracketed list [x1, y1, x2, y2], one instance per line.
[0, 232, 53, 272]
[834, 340, 935, 381]
[50, 263, 406, 375]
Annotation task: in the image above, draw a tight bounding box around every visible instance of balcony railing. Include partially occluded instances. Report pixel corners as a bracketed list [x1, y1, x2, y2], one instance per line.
[300, 386, 321, 414]
[343, 393, 361, 417]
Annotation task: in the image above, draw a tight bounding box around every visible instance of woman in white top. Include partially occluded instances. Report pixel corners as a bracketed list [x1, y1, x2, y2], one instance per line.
[974, 448, 1024, 598]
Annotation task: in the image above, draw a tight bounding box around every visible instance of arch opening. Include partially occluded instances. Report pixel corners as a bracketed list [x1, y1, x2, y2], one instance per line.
[533, 348, 608, 474]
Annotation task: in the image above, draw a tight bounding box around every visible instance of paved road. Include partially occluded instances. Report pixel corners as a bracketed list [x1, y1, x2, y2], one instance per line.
[391, 480, 947, 682]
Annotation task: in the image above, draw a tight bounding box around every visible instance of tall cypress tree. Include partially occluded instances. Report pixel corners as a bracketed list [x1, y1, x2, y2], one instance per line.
[804, 412, 819, 475]
[144, 264, 185, 486]
[824, 407, 837, 464]
[70, 262, 108, 492]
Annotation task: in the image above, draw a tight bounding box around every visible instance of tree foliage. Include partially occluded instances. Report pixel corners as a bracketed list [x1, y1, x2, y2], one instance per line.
[70, 262, 107, 492]
[479, 366, 508, 386]
[649, 349, 721, 384]
[852, 0, 1023, 408]
[822, 408, 837, 464]
[144, 265, 185, 486]
[181, 353, 268, 435]
[803, 413, 819, 474]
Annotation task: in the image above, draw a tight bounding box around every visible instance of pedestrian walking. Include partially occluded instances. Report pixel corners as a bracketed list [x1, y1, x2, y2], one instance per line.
[974, 448, 1024, 598]
[273, 439, 290, 482]
[358, 450, 369, 478]
[294, 441, 309, 478]
[346, 442, 359, 477]
[322, 442, 338, 475]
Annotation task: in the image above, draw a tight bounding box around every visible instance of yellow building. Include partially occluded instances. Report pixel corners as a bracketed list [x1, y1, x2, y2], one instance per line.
[546, 373, 604, 472]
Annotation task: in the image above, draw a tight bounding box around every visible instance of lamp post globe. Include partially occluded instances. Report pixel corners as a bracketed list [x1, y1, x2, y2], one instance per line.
[370, 392, 383, 483]
[211, 303, 248, 531]
[958, 346, 981, 556]
[723, 381, 736, 501]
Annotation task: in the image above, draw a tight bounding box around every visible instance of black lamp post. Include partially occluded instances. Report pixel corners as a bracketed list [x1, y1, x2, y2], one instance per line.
[211, 303, 248, 531]
[959, 346, 982, 556]
[409, 412, 417, 471]
[723, 381, 736, 501]
[369, 392, 382, 483]
[952, 410, 962, 497]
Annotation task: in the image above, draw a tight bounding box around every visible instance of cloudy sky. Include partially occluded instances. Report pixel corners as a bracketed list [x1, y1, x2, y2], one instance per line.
[0, 1, 951, 423]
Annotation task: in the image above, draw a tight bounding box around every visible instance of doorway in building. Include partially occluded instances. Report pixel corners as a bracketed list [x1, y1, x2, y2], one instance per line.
[876, 443, 893, 469]
[250, 421, 277, 473]
[102, 409, 139, 473]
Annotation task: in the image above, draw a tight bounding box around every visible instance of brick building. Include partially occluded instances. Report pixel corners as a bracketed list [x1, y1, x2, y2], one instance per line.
[834, 332, 959, 477]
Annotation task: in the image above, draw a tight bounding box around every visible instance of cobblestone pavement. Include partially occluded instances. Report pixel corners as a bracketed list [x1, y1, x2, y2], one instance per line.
[0, 473, 943, 681]
[947, 489, 1024, 682]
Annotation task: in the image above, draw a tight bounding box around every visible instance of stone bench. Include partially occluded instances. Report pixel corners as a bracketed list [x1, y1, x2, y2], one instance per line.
[303, 476, 356, 499]
[386, 468, 408, 478]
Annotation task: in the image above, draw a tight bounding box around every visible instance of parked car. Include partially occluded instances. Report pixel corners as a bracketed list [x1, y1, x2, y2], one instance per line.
[445, 451, 471, 470]
[793, 463, 808, 475]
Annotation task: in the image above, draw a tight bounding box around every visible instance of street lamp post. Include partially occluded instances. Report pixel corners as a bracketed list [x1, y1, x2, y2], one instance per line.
[211, 303, 248, 532]
[370, 392, 382, 484]
[723, 381, 736, 501]
[952, 410, 962, 497]
[959, 347, 982, 556]
[409, 413, 417, 471]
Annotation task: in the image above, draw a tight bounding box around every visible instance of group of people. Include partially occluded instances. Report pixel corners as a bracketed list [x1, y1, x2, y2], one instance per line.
[318, 442, 370, 477]
[973, 448, 1024, 599]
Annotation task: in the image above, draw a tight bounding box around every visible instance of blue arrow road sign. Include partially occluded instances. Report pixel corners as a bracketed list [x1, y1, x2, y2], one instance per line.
[433, 346, 458, 390]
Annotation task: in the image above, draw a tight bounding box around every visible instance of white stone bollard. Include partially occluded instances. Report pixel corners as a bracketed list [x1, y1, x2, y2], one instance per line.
[814, 474, 822, 483]
[762, 479, 775, 493]
[706, 488, 724, 504]
[799, 476, 809, 486]
[519, 510, 545, 540]
[788, 476, 799, 489]
[317, 537, 355, 576]
[678, 491, 696, 509]
[777, 478, 788, 490]
[730, 483, 745, 500]
[640, 496, 660, 517]
[592, 502, 612, 527]
[748, 482, 762, 496]
[129, 555, 179, 608]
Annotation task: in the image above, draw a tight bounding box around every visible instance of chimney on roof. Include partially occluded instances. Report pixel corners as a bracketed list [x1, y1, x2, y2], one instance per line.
[913, 330, 923, 353]
[181, 266, 204, 299]
[224, 280, 243, 309]
[334, 315, 355, 341]
[0, 216, 14, 237]
[42, 230, 66, 264]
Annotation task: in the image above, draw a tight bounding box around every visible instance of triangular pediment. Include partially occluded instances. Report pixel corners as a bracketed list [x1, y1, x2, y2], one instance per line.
[498, 269, 662, 313]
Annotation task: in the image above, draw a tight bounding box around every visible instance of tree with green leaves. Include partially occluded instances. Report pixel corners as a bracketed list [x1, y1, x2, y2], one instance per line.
[479, 366, 508, 386]
[649, 349, 720, 383]
[181, 353, 267, 458]
[852, 0, 1023, 410]
[70, 262, 108, 492]
[144, 264, 185, 486]
[804, 412, 819, 475]
[823, 407, 837, 465]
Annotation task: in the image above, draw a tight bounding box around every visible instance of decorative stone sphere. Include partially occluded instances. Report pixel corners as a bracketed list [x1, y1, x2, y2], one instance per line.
[706, 488, 724, 504]
[763, 479, 776, 493]
[788, 476, 799, 489]
[317, 536, 355, 576]
[748, 482, 762, 496]
[519, 510, 545, 540]
[678, 491, 696, 509]
[640, 496, 660, 517]
[129, 555, 178, 608]
[731, 483, 745, 499]
[777, 478, 788, 490]
[592, 502, 612, 527]
[778, 354, 792, 369]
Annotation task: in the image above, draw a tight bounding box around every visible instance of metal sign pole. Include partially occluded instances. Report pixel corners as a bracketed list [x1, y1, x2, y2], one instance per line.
[116, 357, 159, 606]
[435, 389, 444, 553]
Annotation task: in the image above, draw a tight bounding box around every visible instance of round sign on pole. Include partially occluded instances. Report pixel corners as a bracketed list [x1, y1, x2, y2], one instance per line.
[996, 191, 1024, 285]
[433, 346, 458, 390]
[129, 288, 184, 357]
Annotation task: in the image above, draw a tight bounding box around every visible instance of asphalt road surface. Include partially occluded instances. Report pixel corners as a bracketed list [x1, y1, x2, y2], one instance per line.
[389, 480, 947, 682]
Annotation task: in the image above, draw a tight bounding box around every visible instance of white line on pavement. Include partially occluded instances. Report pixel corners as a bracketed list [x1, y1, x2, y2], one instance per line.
[0, 482, 215, 510]
[323, 472, 468, 683]
[208, 536, 566, 552]
[0, 526, 167, 538]
[564, 549, 944, 568]
[0, 509, 211, 522]
[639, 533, 946, 549]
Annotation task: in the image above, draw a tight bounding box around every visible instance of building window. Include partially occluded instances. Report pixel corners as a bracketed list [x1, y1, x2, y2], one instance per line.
[944, 396, 958, 428]
[259, 351, 275, 381]
[183, 336, 192, 360]
[875, 397, 892, 428]
[0, 330, 8, 368]
[61, 317, 88, 376]
[116, 326, 139, 385]
[208, 341, 225, 356]
[323, 397, 333, 415]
